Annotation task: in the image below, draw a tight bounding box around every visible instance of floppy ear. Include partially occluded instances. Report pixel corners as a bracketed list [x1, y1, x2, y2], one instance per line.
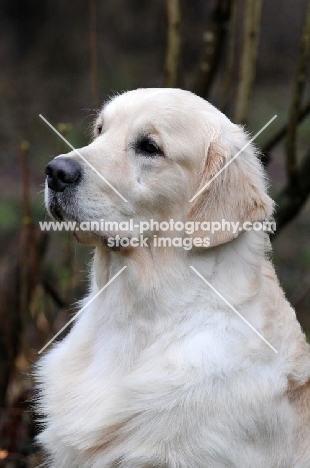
[187, 125, 274, 248]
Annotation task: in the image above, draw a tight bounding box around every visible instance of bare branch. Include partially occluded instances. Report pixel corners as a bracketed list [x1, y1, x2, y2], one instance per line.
[273, 148, 310, 235]
[42, 279, 67, 309]
[0, 229, 48, 406]
[195, 0, 233, 98]
[18, 142, 33, 355]
[290, 272, 310, 307]
[164, 0, 182, 88]
[18, 142, 32, 226]
[285, 0, 310, 189]
[262, 101, 310, 156]
[220, 0, 238, 112]
[234, 0, 262, 124]
[89, 0, 99, 108]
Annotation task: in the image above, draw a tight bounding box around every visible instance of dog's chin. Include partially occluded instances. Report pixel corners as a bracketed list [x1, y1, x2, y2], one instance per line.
[73, 230, 134, 252]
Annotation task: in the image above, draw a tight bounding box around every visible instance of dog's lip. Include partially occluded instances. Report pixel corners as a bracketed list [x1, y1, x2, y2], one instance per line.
[49, 199, 64, 221]
[48, 194, 77, 223]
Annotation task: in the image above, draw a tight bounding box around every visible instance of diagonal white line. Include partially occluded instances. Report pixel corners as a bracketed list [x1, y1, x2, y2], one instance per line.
[38, 266, 127, 354]
[190, 266, 278, 353]
[39, 114, 128, 203]
[189, 115, 277, 203]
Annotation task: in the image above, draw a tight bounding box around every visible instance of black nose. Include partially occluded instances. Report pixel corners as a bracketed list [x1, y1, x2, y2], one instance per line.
[45, 157, 82, 192]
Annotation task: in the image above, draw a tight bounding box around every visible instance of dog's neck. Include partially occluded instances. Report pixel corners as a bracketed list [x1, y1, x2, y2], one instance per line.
[83, 230, 274, 369]
[92, 229, 267, 309]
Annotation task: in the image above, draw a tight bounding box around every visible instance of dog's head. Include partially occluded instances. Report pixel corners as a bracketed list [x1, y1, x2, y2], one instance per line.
[45, 88, 273, 248]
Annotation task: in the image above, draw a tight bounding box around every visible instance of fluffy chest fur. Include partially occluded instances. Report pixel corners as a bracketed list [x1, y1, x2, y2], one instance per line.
[37, 239, 310, 468]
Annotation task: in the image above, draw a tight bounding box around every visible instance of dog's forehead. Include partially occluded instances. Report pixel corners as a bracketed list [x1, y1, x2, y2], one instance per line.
[102, 90, 194, 120]
[98, 89, 230, 136]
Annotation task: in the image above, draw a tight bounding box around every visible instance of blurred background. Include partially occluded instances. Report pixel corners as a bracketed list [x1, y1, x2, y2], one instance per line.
[0, 0, 310, 465]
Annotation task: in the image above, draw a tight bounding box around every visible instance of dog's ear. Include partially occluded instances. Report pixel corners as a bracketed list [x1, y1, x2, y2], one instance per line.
[187, 124, 274, 247]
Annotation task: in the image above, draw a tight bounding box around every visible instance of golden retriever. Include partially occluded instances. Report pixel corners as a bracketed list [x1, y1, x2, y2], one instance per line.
[37, 89, 310, 467]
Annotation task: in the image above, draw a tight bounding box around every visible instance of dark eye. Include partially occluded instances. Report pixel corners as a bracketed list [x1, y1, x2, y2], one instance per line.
[97, 124, 103, 135]
[137, 138, 163, 156]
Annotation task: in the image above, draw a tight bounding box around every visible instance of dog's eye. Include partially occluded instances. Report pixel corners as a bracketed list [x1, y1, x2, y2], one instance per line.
[137, 138, 163, 156]
[97, 124, 103, 135]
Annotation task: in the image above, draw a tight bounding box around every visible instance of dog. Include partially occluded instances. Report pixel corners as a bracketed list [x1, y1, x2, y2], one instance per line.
[37, 88, 310, 467]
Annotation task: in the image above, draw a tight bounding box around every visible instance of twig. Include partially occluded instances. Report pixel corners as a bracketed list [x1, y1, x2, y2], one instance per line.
[262, 100, 310, 158]
[290, 272, 310, 307]
[195, 0, 233, 98]
[0, 230, 48, 407]
[273, 148, 310, 235]
[18, 142, 32, 351]
[164, 0, 182, 87]
[285, 0, 310, 189]
[42, 279, 67, 309]
[234, 0, 262, 124]
[220, 0, 238, 112]
[89, 0, 99, 108]
[0, 146, 48, 406]
[57, 123, 73, 153]
[18, 142, 32, 226]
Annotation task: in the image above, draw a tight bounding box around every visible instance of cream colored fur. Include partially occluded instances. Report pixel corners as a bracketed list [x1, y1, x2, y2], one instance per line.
[37, 89, 310, 467]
